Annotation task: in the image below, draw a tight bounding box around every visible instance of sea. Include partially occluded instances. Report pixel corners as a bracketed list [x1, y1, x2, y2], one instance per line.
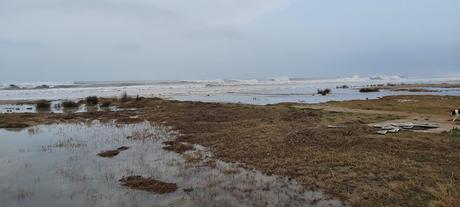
[1, 75, 460, 105]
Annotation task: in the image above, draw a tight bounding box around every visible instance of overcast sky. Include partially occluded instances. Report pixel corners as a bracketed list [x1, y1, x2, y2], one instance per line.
[1, 0, 459, 81]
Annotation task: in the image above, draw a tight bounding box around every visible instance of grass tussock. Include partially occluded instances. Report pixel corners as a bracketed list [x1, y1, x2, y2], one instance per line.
[35, 100, 50, 109]
[451, 127, 460, 141]
[85, 96, 99, 105]
[100, 100, 112, 107]
[317, 88, 331, 96]
[62, 100, 79, 108]
[359, 87, 380, 93]
[120, 92, 131, 102]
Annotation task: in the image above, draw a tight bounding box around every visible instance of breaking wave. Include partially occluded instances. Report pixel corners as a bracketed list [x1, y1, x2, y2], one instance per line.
[0, 75, 426, 91]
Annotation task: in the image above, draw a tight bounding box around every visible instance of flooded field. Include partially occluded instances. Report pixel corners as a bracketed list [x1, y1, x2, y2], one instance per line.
[0, 102, 121, 114]
[0, 104, 36, 113]
[0, 121, 341, 207]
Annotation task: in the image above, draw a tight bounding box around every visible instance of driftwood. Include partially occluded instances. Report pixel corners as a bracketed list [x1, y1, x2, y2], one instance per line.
[374, 122, 439, 135]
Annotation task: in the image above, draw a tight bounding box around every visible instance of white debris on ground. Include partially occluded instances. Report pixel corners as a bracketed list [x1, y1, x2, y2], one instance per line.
[373, 122, 439, 135]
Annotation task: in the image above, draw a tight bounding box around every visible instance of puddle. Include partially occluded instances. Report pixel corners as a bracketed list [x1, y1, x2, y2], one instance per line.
[0, 104, 36, 113]
[1, 102, 121, 114]
[74, 104, 122, 113]
[0, 122, 341, 207]
[50, 100, 64, 113]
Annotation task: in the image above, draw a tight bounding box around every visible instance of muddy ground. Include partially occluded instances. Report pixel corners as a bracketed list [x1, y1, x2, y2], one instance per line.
[1, 95, 460, 206]
[119, 176, 178, 194]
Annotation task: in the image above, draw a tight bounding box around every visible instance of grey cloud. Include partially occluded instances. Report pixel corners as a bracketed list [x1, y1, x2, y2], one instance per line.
[0, 0, 458, 81]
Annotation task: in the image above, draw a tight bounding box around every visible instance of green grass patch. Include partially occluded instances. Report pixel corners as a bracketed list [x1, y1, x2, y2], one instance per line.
[450, 127, 460, 141]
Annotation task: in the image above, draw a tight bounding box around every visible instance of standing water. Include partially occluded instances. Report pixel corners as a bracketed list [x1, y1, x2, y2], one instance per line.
[0, 121, 341, 207]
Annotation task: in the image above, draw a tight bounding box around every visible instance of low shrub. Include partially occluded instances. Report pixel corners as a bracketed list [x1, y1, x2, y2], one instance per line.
[36, 100, 51, 109]
[120, 92, 131, 102]
[451, 127, 460, 140]
[317, 88, 331, 96]
[62, 100, 79, 108]
[100, 100, 112, 107]
[85, 96, 99, 105]
[359, 87, 380, 93]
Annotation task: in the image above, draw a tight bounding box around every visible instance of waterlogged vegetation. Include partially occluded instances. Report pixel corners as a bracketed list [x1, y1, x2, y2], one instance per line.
[0, 122, 340, 207]
[1, 94, 460, 206]
[359, 87, 380, 93]
[317, 88, 331, 96]
[85, 96, 99, 105]
[35, 99, 51, 109]
[451, 127, 460, 140]
[62, 100, 79, 108]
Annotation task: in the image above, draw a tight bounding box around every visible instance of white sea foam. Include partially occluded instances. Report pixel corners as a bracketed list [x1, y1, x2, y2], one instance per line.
[1, 75, 460, 103]
[0, 81, 75, 89]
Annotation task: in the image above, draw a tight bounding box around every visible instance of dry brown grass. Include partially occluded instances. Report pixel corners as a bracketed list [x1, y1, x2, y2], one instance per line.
[1, 96, 459, 206]
[325, 95, 460, 116]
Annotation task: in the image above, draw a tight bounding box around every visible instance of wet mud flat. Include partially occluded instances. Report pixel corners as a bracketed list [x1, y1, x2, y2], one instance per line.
[1, 96, 460, 206]
[0, 122, 340, 207]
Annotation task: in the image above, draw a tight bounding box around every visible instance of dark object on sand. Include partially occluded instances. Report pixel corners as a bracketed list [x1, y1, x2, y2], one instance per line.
[317, 88, 331, 96]
[85, 96, 99, 105]
[119, 176, 178, 194]
[359, 87, 380, 93]
[162, 141, 194, 153]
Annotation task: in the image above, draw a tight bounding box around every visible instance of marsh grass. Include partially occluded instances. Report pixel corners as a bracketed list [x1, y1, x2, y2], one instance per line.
[428, 181, 458, 207]
[359, 87, 380, 93]
[62, 100, 79, 108]
[325, 95, 460, 116]
[49, 138, 86, 149]
[100, 100, 112, 107]
[85, 96, 99, 105]
[120, 92, 131, 102]
[450, 127, 460, 141]
[35, 100, 50, 109]
[317, 88, 331, 96]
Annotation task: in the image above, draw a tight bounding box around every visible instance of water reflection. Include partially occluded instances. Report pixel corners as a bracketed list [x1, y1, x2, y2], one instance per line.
[0, 122, 341, 207]
[1, 102, 121, 114]
[0, 104, 36, 113]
